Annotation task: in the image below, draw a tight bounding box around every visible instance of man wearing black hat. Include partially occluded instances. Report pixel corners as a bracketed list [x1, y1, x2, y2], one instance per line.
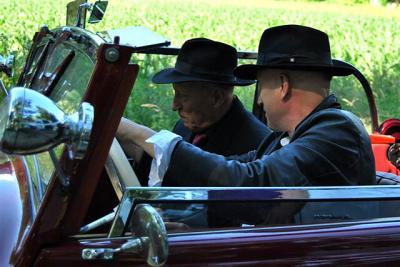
[118, 25, 375, 187]
[120, 38, 270, 185]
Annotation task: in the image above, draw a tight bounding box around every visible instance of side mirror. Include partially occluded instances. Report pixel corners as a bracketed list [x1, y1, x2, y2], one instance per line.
[82, 204, 169, 266]
[88, 1, 108, 24]
[130, 204, 169, 266]
[0, 87, 94, 159]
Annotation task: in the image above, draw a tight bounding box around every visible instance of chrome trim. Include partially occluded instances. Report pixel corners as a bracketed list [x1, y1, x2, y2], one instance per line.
[82, 248, 114, 260]
[166, 216, 400, 237]
[109, 186, 400, 237]
[109, 194, 133, 238]
[22, 157, 37, 219]
[0, 80, 8, 95]
[85, 205, 168, 266]
[32, 155, 44, 200]
[33, 26, 105, 69]
[85, 216, 400, 243]
[80, 206, 117, 233]
[70, 102, 94, 159]
[20, 26, 103, 89]
[125, 186, 400, 201]
[54, 26, 105, 48]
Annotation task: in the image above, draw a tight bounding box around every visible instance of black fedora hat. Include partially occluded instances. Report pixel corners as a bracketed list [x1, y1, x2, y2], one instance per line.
[234, 25, 354, 80]
[152, 38, 254, 86]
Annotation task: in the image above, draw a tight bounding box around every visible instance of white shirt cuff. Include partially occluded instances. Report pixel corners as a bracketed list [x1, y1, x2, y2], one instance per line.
[146, 130, 182, 186]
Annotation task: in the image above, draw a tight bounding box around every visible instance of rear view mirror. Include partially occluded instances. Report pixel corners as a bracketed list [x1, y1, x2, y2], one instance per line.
[88, 1, 108, 24]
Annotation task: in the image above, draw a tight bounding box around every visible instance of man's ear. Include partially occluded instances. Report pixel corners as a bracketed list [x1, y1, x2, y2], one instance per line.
[211, 88, 225, 107]
[279, 73, 291, 101]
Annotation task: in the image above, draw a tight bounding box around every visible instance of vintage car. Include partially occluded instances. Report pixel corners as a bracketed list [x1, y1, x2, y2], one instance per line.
[1, 0, 400, 266]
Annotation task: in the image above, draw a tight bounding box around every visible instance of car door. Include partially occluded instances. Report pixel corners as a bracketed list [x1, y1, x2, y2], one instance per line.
[31, 186, 400, 266]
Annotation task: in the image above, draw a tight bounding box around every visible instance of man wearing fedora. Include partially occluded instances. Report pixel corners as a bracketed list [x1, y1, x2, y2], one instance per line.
[120, 38, 270, 186]
[118, 25, 375, 187]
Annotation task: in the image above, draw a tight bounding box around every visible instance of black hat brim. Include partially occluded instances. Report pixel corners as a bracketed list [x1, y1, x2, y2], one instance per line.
[234, 61, 355, 80]
[152, 68, 255, 86]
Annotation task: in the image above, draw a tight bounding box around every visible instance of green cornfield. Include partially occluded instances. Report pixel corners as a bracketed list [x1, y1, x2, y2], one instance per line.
[0, 0, 399, 130]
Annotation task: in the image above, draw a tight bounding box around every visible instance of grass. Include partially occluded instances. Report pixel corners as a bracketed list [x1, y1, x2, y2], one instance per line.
[1, 0, 399, 130]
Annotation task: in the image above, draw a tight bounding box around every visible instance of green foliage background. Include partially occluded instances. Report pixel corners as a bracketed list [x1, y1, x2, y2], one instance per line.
[0, 0, 399, 131]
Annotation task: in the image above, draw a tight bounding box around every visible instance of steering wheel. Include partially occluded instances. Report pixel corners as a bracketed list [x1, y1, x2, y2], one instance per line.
[105, 138, 141, 200]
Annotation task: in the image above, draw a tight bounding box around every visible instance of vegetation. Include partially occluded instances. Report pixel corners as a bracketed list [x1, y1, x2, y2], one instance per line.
[1, 0, 399, 130]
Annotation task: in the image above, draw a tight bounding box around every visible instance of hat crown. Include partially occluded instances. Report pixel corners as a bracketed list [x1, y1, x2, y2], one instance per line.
[233, 24, 354, 80]
[257, 25, 333, 66]
[175, 38, 237, 77]
[152, 37, 254, 86]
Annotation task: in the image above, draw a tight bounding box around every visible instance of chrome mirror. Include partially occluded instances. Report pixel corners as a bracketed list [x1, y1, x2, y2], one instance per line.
[0, 87, 94, 159]
[82, 204, 168, 266]
[131, 204, 168, 266]
[88, 0, 108, 24]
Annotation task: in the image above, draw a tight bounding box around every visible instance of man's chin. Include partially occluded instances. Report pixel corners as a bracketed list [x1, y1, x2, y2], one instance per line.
[266, 120, 276, 131]
[267, 123, 280, 132]
[180, 117, 208, 132]
[183, 122, 202, 133]
[182, 121, 196, 131]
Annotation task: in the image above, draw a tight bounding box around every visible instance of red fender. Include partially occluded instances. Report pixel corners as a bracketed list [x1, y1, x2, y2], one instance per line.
[371, 119, 400, 175]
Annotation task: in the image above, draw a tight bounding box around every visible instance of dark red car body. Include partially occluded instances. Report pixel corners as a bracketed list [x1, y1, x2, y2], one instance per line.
[1, 5, 400, 266]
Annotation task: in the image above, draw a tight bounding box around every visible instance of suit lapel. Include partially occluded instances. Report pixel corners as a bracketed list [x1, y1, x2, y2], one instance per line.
[172, 120, 193, 142]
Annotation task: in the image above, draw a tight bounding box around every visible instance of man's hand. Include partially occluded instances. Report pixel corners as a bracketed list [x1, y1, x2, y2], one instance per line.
[116, 117, 156, 157]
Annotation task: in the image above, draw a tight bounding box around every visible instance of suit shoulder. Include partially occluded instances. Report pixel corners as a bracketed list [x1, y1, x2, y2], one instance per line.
[300, 108, 370, 143]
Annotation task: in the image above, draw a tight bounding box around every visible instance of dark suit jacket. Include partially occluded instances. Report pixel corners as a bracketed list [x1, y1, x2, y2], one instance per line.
[172, 97, 270, 156]
[136, 96, 270, 185]
[163, 97, 271, 183]
[163, 95, 376, 187]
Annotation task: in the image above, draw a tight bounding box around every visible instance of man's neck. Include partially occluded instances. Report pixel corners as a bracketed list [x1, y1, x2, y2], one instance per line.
[208, 96, 234, 127]
[286, 92, 326, 137]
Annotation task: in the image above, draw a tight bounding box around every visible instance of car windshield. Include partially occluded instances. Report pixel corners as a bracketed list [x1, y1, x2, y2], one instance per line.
[22, 30, 97, 213]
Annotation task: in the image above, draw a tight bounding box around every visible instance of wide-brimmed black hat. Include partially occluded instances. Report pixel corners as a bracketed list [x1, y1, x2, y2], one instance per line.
[234, 25, 354, 80]
[152, 38, 254, 86]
